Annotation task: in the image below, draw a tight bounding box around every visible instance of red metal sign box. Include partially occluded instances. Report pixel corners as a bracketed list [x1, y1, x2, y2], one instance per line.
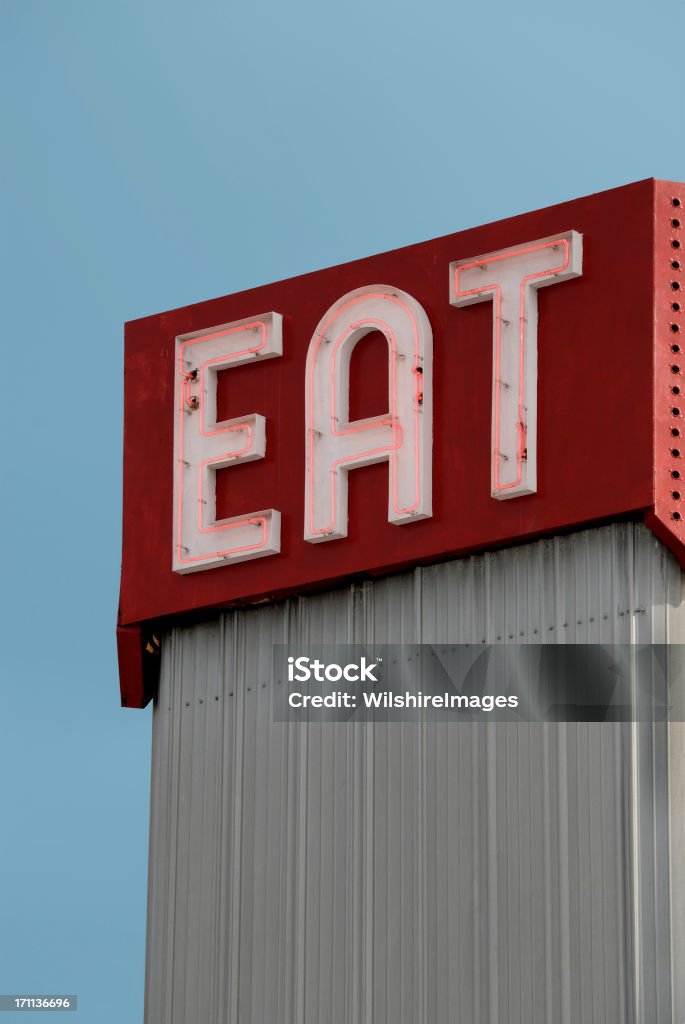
[118, 178, 685, 707]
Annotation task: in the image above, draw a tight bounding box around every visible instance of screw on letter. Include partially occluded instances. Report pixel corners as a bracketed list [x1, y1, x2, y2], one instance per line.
[186, 395, 199, 410]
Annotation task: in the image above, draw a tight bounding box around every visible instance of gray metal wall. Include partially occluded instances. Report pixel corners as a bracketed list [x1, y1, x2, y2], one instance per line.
[145, 523, 685, 1024]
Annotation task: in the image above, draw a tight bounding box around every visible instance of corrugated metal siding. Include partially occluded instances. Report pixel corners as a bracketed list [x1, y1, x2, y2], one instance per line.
[145, 523, 684, 1024]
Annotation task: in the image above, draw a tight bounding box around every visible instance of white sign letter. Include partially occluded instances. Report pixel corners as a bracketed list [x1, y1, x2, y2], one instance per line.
[305, 285, 432, 542]
[450, 231, 582, 498]
[173, 314, 282, 574]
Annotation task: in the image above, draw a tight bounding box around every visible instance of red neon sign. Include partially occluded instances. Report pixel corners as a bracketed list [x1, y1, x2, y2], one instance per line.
[119, 179, 685, 707]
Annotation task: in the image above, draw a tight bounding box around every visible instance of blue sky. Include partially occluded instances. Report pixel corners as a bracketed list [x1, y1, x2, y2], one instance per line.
[0, 0, 682, 1019]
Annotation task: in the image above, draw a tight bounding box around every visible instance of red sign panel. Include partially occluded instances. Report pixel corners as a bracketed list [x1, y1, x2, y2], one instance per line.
[118, 178, 685, 706]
